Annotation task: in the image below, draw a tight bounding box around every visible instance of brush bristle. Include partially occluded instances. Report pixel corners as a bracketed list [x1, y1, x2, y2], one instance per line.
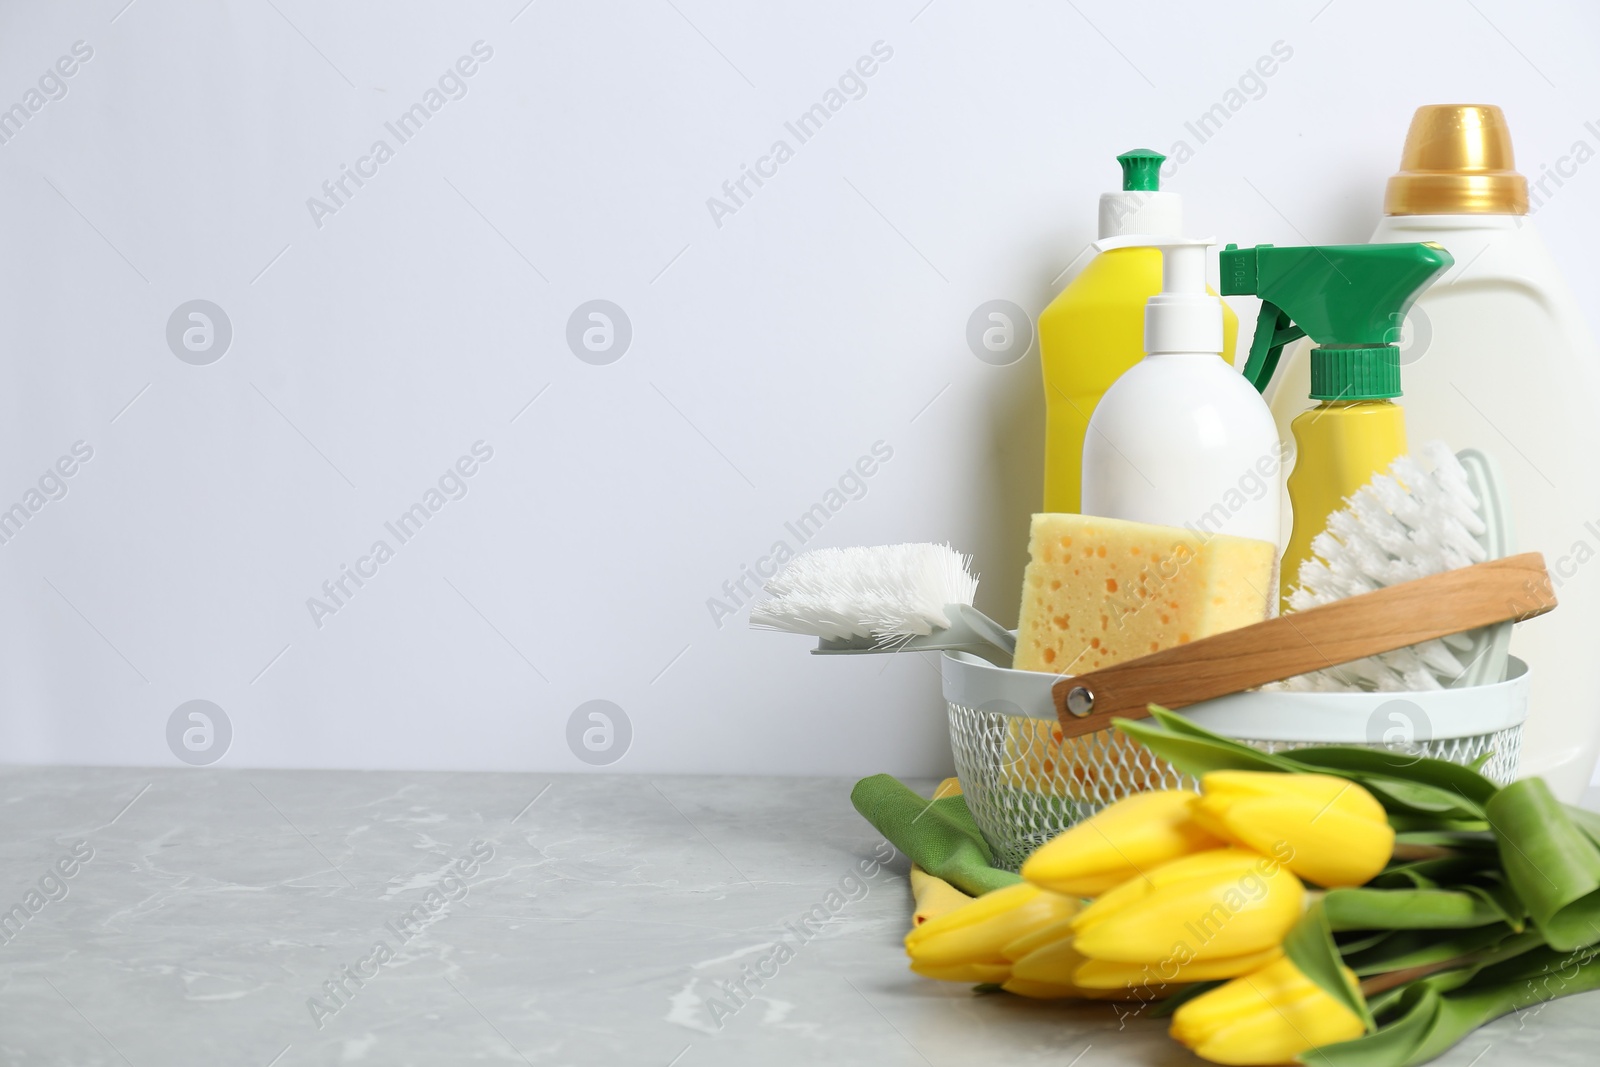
[1277, 441, 1487, 692]
[748, 543, 979, 642]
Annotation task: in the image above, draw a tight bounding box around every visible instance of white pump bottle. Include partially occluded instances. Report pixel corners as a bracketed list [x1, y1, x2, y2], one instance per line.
[1082, 237, 1282, 548]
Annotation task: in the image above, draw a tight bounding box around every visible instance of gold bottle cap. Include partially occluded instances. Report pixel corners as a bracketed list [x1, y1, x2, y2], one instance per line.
[1384, 104, 1528, 216]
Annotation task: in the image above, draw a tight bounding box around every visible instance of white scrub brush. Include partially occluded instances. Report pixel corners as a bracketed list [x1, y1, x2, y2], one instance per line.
[748, 543, 1016, 666]
[1278, 442, 1513, 692]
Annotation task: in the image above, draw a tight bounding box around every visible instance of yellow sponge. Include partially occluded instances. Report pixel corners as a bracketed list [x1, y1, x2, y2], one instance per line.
[1014, 513, 1276, 675]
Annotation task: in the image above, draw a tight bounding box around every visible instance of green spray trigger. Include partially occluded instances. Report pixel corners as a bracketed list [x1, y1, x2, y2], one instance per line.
[1219, 242, 1452, 400]
[1241, 302, 1306, 394]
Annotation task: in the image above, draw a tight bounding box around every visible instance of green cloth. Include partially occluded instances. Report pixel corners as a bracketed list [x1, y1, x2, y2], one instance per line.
[850, 774, 1022, 896]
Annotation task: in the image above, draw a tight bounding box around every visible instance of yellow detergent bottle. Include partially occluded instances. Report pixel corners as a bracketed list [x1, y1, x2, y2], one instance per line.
[1219, 241, 1454, 609]
[1039, 149, 1237, 513]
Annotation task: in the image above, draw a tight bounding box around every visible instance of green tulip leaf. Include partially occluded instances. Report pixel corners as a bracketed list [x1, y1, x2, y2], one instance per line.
[1341, 924, 1513, 977]
[1361, 981, 1422, 1023]
[1335, 776, 1484, 822]
[1125, 711, 1488, 820]
[1310, 946, 1600, 1067]
[1116, 710, 1300, 776]
[1387, 815, 1488, 835]
[1391, 828, 1495, 849]
[1460, 880, 1525, 932]
[1284, 899, 1376, 1033]
[1370, 865, 1441, 890]
[1301, 984, 1441, 1067]
[1376, 856, 1497, 890]
[1564, 803, 1600, 851]
[1323, 888, 1506, 931]
[1146, 705, 1293, 750]
[1280, 747, 1498, 807]
[1465, 940, 1600, 986]
[1485, 778, 1600, 951]
[1336, 930, 1396, 955]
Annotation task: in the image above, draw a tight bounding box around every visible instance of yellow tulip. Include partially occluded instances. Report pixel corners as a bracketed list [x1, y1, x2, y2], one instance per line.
[904, 882, 1080, 984]
[909, 866, 973, 928]
[911, 960, 1013, 984]
[1021, 789, 1224, 897]
[996, 921, 1106, 999]
[1195, 771, 1394, 888]
[1170, 956, 1366, 1065]
[994, 918, 1150, 1000]
[999, 977, 1094, 999]
[1072, 947, 1283, 990]
[1000, 915, 1077, 965]
[1069, 848, 1304, 975]
[1000, 975, 1137, 1000]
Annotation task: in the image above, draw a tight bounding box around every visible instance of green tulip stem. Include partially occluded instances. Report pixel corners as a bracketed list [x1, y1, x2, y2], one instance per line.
[1358, 944, 1509, 998]
[1360, 960, 1460, 997]
[1389, 842, 1460, 862]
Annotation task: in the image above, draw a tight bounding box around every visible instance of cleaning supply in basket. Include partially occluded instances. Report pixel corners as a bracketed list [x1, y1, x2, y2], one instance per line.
[1219, 240, 1453, 611]
[748, 542, 1015, 665]
[1278, 443, 1513, 692]
[1013, 513, 1276, 675]
[1266, 105, 1600, 801]
[1039, 149, 1238, 513]
[1081, 237, 1279, 544]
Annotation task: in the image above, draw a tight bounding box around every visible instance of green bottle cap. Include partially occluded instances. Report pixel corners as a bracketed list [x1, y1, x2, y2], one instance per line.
[1309, 346, 1402, 400]
[1117, 149, 1165, 192]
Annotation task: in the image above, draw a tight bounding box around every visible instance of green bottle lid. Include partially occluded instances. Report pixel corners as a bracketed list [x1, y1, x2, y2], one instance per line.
[1309, 346, 1402, 400]
[1117, 149, 1165, 192]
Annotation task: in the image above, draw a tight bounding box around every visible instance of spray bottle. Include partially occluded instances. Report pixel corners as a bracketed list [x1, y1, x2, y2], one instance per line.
[1081, 238, 1278, 545]
[1219, 242, 1453, 609]
[1038, 150, 1237, 513]
[1267, 105, 1600, 800]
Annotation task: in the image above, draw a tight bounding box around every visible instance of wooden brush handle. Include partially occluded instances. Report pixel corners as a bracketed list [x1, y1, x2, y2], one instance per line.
[1051, 553, 1556, 738]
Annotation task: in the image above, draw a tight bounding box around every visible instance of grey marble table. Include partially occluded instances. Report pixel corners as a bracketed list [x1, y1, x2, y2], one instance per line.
[2, 769, 1598, 1066]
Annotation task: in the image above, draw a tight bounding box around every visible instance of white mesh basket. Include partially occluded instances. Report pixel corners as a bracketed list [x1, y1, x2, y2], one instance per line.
[942, 652, 1530, 872]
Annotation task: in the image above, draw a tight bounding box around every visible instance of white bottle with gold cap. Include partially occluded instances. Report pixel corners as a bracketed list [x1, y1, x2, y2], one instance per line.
[1267, 104, 1600, 801]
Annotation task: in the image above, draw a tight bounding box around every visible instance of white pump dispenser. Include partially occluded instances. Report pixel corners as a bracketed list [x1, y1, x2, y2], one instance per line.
[1134, 237, 1225, 355]
[1082, 237, 1283, 549]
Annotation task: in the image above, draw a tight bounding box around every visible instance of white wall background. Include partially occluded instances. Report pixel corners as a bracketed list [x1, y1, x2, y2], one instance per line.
[1, 0, 1598, 774]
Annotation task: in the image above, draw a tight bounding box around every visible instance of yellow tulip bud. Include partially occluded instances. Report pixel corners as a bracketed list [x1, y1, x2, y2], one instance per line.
[998, 977, 1090, 999]
[904, 882, 1080, 984]
[1000, 976, 1133, 1000]
[1196, 772, 1394, 888]
[909, 960, 1012, 984]
[1170, 956, 1366, 1065]
[909, 866, 973, 928]
[1021, 789, 1224, 897]
[1072, 947, 1283, 990]
[1005, 924, 1088, 984]
[1000, 916, 1077, 964]
[1070, 848, 1304, 972]
[996, 922, 1134, 1000]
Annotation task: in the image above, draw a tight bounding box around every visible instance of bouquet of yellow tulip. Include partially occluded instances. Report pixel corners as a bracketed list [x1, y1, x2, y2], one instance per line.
[903, 708, 1600, 1066]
